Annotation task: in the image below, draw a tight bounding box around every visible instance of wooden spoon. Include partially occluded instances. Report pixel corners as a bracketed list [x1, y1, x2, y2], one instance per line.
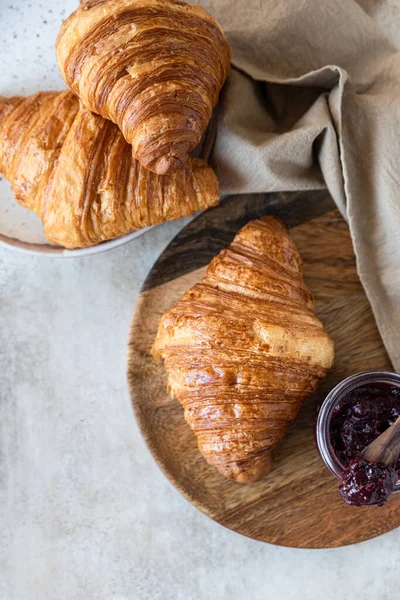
[361, 415, 400, 468]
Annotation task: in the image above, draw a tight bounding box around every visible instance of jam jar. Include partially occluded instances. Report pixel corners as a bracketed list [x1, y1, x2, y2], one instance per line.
[316, 370, 400, 501]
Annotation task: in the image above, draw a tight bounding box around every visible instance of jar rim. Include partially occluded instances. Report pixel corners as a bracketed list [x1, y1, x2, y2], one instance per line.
[316, 370, 400, 487]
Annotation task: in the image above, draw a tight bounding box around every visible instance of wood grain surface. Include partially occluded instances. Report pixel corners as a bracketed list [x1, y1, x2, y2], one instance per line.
[127, 190, 400, 548]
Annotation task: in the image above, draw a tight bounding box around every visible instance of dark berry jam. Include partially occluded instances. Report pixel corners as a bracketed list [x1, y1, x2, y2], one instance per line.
[339, 457, 398, 507]
[328, 382, 400, 506]
[330, 383, 400, 472]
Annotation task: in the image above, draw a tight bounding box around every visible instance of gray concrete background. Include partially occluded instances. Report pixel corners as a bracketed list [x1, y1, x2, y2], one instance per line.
[1, 1, 400, 599]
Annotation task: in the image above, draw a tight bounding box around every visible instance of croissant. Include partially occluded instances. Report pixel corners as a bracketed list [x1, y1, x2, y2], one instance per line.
[56, 0, 231, 175]
[0, 91, 219, 249]
[152, 217, 335, 483]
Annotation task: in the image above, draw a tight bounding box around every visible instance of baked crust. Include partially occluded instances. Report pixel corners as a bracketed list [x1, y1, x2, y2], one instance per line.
[0, 91, 219, 248]
[152, 217, 335, 482]
[56, 0, 231, 174]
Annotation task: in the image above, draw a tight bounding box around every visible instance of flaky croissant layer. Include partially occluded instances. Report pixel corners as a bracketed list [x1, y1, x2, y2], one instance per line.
[152, 217, 335, 483]
[0, 91, 219, 248]
[56, 0, 231, 174]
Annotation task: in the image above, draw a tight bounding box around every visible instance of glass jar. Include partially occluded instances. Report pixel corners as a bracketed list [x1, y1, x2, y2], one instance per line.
[315, 370, 400, 490]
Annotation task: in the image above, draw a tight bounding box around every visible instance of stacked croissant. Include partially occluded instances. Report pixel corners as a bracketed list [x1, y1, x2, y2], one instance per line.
[0, 0, 231, 248]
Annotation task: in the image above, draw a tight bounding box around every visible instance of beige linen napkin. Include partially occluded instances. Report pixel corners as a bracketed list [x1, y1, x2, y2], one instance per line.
[196, 0, 400, 369]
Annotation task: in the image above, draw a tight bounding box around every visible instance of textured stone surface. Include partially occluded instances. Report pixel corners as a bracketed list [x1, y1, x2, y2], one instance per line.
[1, 1, 400, 599]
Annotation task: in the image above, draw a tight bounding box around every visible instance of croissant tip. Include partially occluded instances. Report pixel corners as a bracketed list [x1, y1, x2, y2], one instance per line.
[140, 152, 188, 175]
[217, 453, 273, 484]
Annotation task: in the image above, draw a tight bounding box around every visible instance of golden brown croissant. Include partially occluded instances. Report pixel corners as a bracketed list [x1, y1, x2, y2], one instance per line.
[0, 91, 219, 249]
[56, 0, 231, 175]
[152, 217, 334, 483]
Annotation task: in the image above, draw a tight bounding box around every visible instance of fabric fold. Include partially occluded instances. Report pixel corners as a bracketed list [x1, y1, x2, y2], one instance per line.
[196, 0, 400, 368]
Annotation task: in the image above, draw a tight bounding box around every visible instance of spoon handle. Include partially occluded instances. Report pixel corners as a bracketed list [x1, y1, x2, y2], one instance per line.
[362, 416, 400, 467]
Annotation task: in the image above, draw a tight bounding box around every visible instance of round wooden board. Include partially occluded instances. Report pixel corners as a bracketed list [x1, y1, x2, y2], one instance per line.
[127, 190, 400, 549]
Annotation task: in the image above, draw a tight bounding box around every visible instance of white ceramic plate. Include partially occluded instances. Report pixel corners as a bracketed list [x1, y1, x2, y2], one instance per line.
[0, 1, 216, 258]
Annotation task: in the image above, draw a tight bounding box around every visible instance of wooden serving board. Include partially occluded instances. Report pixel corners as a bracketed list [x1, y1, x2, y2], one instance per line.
[127, 190, 400, 549]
